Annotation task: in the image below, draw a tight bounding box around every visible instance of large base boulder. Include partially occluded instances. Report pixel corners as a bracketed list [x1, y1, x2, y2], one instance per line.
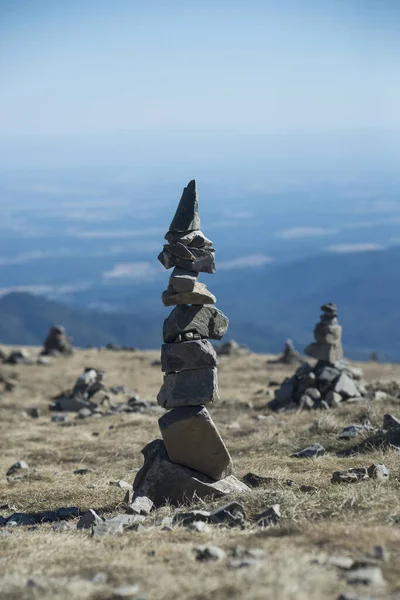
[132, 440, 249, 507]
[158, 406, 233, 480]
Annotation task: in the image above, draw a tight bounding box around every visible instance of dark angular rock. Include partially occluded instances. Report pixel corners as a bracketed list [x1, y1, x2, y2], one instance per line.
[172, 510, 211, 526]
[255, 505, 281, 527]
[157, 367, 219, 408]
[331, 468, 368, 484]
[163, 305, 229, 342]
[194, 545, 226, 561]
[161, 340, 217, 373]
[383, 413, 400, 430]
[0, 515, 7, 526]
[169, 179, 200, 232]
[132, 440, 249, 508]
[210, 502, 246, 527]
[158, 245, 215, 273]
[77, 509, 103, 529]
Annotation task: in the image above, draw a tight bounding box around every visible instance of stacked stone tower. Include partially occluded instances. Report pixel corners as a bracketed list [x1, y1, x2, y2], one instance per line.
[131, 181, 248, 507]
[304, 303, 343, 363]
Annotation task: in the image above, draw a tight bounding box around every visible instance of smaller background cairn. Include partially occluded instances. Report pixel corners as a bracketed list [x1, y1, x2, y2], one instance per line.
[41, 325, 73, 357]
[269, 303, 367, 411]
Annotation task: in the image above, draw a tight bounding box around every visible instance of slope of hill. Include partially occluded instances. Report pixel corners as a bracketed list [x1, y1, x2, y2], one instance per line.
[1, 245, 400, 359]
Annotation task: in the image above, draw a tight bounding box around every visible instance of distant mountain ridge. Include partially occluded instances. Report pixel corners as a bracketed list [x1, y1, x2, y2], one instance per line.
[1, 245, 400, 360]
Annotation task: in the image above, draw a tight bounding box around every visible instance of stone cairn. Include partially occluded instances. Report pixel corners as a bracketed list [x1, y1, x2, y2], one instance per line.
[269, 303, 367, 411]
[270, 338, 304, 366]
[131, 180, 249, 508]
[41, 325, 73, 356]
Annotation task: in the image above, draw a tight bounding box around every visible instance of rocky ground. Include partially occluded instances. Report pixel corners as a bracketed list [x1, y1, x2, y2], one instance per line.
[0, 346, 400, 600]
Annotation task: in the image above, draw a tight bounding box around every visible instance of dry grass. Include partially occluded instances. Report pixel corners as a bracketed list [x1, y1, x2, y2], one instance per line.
[1, 347, 400, 599]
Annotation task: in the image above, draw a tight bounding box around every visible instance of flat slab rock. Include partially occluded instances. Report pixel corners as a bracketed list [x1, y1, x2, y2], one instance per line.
[162, 282, 216, 306]
[291, 444, 325, 459]
[163, 305, 229, 343]
[132, 439, 249, 508]
[161, 339, 217, 373]
[157, 367, 219, 409]
[159, 405, 233, 480]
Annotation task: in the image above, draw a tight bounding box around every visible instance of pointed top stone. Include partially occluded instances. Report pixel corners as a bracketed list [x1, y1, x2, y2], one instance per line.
[169, 180, 200, 233]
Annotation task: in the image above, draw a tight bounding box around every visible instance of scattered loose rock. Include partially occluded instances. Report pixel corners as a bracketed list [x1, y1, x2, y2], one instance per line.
[194, 545, 226, 562]
[210, 502, 246, 527]
[77, 509, 103, 530]
[331, 468, 368, 484]
[255, 504, 281, 528]
[291, 444, 325, 459]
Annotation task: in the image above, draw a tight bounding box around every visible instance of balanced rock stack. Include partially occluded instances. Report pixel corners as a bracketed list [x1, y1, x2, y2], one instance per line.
[269, 303, 367, 411]
[272, 339, 304, 366]
[132, 180, 249, 507]
[41, 325, 73, 356]
[304, 303, 343, 363]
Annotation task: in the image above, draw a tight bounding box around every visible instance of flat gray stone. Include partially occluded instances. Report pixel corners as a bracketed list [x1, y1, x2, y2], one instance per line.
[161, 340, 217, 373]
[92, 520, 124, 537]
[159, 405, 232, 479]
[126, 496, 153, 516]
[325, 390, 343, 406]
[132, 439, 250, 508]
[163, 305, 229, 342]
[158, 245, 216, 273]
[169, 179, 200, 232]
[291, 444, 325, 458]
[157, 367, 219, 408]
[169, 267, 198, 293]
[338, 425, 369, 439]
[161, 282, 216, 306]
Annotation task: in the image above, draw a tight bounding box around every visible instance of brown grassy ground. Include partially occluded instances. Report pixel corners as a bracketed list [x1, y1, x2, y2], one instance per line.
[0, 346, 400, 600]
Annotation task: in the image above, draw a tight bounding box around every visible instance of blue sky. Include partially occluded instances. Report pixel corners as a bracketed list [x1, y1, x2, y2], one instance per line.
[0, 0, 399, 140]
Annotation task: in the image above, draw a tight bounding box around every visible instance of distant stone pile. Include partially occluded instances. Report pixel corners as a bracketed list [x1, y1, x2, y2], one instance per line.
[216, 339, 250, 357]
[269, 304, 367, 411]
[132, 180, 248, 507]
[270, 339, 304, 366]
[41, 325, 73, 357]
